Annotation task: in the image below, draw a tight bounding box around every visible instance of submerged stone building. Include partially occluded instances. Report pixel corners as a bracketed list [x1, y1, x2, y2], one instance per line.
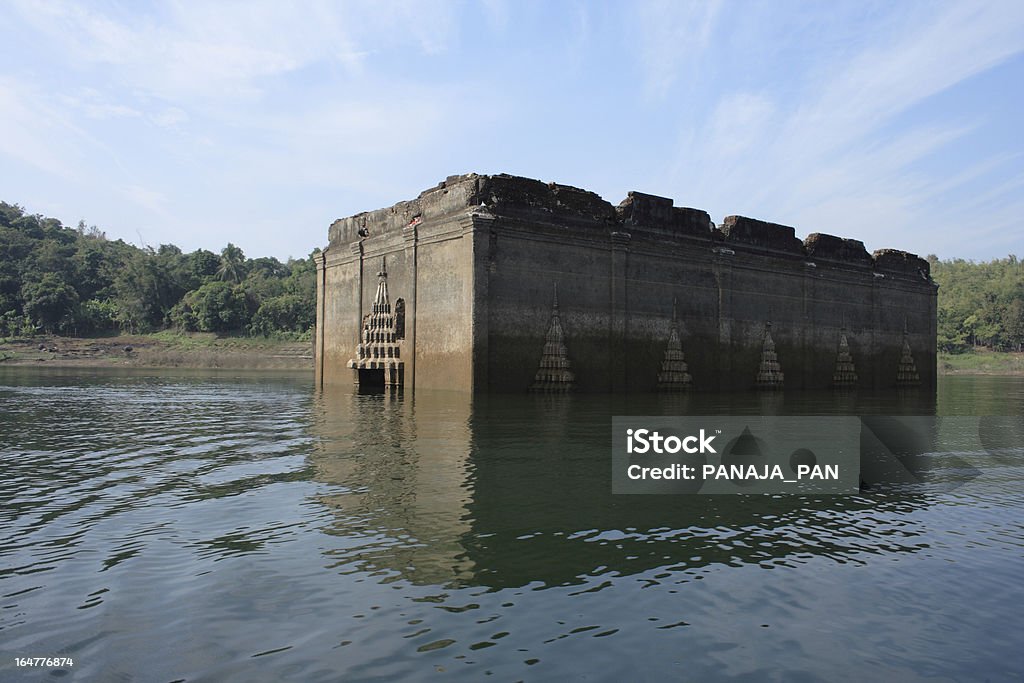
[315, 173, 937, 393]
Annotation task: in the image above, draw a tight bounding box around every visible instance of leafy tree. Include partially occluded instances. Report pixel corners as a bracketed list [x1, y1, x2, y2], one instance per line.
[21, 273, 79, 334]
[188, 249, 221, 283]
[0, 224, 35, 315]
[77, 299, 119, 335]
[1004, 300, 1024, 352]
[72, 241, 111, 302]
[112, 250, 161, 332]
[0, 310, 35, 337]
[173, 281, 249, 333]
[250, 294, 313, 336]
[248, 256, 288, 279]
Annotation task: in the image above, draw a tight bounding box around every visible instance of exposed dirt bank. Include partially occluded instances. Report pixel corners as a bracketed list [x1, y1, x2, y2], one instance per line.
[0, 334, 313, 370]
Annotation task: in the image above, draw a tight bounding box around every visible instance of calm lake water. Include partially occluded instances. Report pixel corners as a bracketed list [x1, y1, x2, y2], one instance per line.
[1, 368, 1022, 682]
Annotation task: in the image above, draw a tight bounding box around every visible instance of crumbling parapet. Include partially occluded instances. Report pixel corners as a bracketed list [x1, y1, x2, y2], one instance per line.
[720, 216, 806, 256]
[616, 191, 712, 239]
[804, 233, 874, 268]
[326, 173, 935, 285]
[873, 249, 932, 279]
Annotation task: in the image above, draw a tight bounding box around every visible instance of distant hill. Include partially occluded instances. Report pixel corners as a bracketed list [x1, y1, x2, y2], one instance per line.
[0, 201, 317, 339]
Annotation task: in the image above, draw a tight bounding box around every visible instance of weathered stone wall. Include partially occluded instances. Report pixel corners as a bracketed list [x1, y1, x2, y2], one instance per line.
[316, 173, 937, 393]
[316, 175, 484, 389]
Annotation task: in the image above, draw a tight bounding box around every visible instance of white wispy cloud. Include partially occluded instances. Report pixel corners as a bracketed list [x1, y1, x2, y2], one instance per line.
[777, 1, 1024, 160]
[118, 184, 168, 214]
[150, 108, 189, 128]
[0, 0, 472, 255]
[0, 77, 103, 180]
[9, 0, 457, 101]
[636, 0, 722, 98]
[481, 0, 510, 33]
[658, 0, 1024, 255]
[1, 0, 1021, 260]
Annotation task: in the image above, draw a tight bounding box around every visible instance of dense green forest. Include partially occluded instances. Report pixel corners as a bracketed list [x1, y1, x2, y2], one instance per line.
[0, 202, 317, 339]
[2, 202, 1022, 352]
[930, 255, 1024, 352]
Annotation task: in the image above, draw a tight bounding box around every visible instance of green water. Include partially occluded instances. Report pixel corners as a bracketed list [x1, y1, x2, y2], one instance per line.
[1, 368, 1022, 681]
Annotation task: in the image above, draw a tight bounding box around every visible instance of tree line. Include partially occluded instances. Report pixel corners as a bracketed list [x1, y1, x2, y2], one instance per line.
[3, 201, 1022, 352]
[930, 255, 1024, 352]
[0, 202, 317, 339]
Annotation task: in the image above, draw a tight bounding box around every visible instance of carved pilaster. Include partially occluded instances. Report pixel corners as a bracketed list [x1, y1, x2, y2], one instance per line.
[403, 223, 418, 390]
[315, 249, 327, 388]
[713, 251, 734, 391]
[351, 241, 365, 359]
[610, 231, 630, 392]
[468, 210, 496, 391]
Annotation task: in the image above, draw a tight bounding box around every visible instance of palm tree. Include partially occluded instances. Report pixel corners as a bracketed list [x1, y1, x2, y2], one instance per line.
[217, 243, 246, 284]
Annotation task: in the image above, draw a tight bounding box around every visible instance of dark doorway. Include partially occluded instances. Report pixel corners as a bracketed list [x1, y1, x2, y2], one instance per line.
[395, 298, 406, 340]
[357, 368, 385, 387]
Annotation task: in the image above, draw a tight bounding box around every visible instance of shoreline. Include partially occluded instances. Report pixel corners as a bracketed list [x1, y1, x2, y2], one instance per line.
[939, 350, 1024, 376]
[4, 336, 1022, 376]
[0, 334, 313, 371]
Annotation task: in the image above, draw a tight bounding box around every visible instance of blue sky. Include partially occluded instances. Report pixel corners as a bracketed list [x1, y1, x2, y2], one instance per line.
[1, 0, 1022, 261]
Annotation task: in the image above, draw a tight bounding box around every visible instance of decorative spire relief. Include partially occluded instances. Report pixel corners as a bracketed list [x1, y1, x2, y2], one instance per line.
[657, 298, 693, 391]
[755, 321, 784, 389]
[530, 283, 575, 392]
[896, 321, 920, 387]
[348, 257, 404, 387]
[833, 328, 858, 388]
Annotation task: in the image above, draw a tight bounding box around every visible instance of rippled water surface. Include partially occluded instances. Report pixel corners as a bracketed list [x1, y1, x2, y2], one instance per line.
[1, 368, 1023, 681]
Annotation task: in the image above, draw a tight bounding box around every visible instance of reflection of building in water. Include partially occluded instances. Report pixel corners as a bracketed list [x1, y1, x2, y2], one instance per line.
[460, 396, 903, 589]
[309, 387, 935, 590]
[310, 385, 476, 586]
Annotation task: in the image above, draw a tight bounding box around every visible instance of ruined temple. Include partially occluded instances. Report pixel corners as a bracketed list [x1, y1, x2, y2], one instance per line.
[315, 173, 937, 393]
